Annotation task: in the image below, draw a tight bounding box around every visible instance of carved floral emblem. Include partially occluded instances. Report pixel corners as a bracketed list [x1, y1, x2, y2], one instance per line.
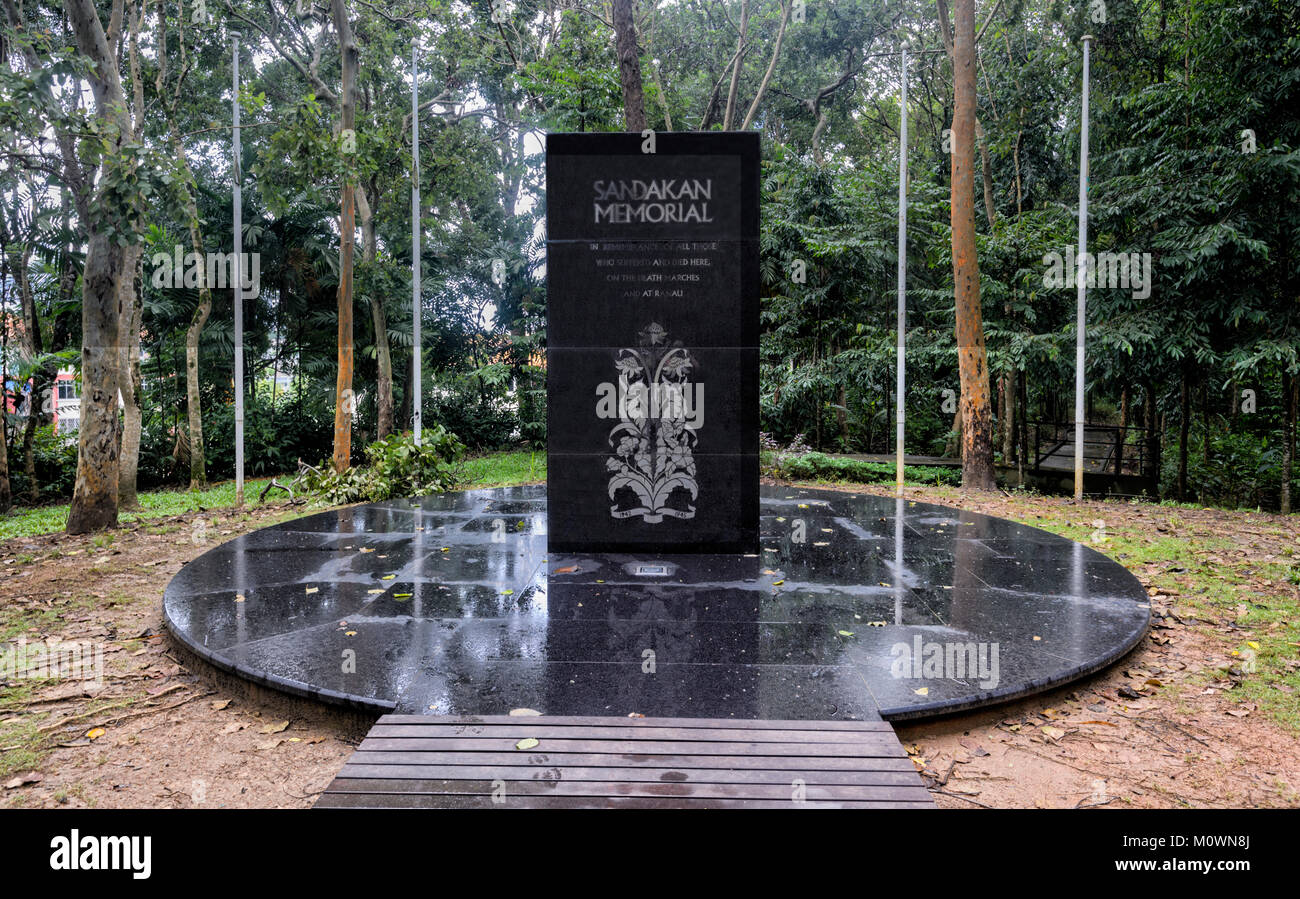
[605, 323, 699, 523]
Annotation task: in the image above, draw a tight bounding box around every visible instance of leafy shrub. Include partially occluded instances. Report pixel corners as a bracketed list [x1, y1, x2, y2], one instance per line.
[6, 423, 78, 503]
[766, 449, 961, 487]
[425, 388, 517, 450]
[1160, 426, 1299, 511]
[204, 392, 337, 481]
[302, 427, 466, 504]
[759, 432, 813, 478]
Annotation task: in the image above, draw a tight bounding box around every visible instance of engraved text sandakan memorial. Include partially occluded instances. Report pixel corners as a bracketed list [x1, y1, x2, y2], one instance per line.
[546, 132, 759, 552]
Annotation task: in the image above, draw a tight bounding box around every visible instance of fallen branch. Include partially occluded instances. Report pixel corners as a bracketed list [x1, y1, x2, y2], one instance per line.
[79, 689, 213, 733]
[259, 479, 294, 502]
[932, 789, 993, 808]
[38, 687, 208, 734]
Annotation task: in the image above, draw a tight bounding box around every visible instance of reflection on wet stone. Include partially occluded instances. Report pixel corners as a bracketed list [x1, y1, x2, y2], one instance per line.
[164, 485, 1149, 721]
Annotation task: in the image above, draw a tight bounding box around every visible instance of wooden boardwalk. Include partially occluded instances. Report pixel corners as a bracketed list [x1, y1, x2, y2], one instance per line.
[316, 715, 934, 809]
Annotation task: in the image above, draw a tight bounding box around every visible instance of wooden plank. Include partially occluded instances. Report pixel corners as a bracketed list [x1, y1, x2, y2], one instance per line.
[364, 724, 887, 743]
[336, 763, 922, 786]
[356, 737, 904, 756]
[315, 793, 934, 810]
[376, 714, 890, 731]
[317, 715, 933, 809]
[322, 778, 933, 802]
[344, 750, 917, 771]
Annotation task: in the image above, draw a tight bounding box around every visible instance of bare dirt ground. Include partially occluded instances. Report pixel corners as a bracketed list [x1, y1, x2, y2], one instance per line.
[859, 484, 1300, 810]
[1, 486, 1297, 809]
[0, 502, 368, 808]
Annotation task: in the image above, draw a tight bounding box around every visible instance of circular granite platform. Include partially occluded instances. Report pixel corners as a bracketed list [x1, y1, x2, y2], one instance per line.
[163, 486, 1149, 721]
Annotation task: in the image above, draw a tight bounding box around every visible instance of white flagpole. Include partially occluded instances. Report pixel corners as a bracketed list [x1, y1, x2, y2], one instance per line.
[232, 31, 244, 505]
[1074, 35, 1092, 501]
[411, 40, 422, 446]
[895, 48, 908, 495]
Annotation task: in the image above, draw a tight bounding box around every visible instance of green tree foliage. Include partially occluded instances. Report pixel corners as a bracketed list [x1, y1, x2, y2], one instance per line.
[0, 0, 1294, 515]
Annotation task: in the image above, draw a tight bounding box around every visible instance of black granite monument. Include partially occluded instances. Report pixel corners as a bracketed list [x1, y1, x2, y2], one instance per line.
[545, 132, 760, 553]
[163, 133, 1151, 729]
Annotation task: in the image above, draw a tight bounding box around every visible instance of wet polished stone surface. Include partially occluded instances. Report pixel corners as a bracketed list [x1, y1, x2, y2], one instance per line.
[163, 486, 1149, 720]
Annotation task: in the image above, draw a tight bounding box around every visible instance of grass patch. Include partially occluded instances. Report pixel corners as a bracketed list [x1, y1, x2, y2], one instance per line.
[461, 450, 545, 487]
[0, 595, 96, 643]
[0, 477, 288, 542]
[0, 718, 46, 781]
[765, 451, 962, 487]
[0, 450, 547, 542]
[0, 681, 50, 781]
[993, 511, 1300, 732]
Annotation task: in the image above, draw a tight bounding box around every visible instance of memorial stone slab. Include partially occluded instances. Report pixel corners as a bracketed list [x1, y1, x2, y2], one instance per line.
[546, 132, 760, 553]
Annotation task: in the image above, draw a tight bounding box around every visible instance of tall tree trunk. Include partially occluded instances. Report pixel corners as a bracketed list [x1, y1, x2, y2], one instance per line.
[1144, 379, 1161, 493]
[722, 1, 751, 131]
[370, 288, 394, 440]
[612, 0, 646, 132]
[949, 0, 995, 488]
[0, 247, 10, 513]
[1013, 371, 1024, 470]
[1177, 366, 1190, 500]
[173, 130, 214, 488]
[67, 228, 125, 532]
[355, 186, 393, 439]
[976, 118, 996, 228]
[836, 382, 848, 448]
[945, 408, 963, 459]
[160, 0, 213, 489]
[0, 395, 9, 513]
[116, 0, 146, 510]
[21, 388, 42, 502]
[1115, 384, 1129, 475]
[1000, 370, 1016, 462]
[331, 0, 358, 472]
[400, 355, 414, 433]
[740, 0, 791, 130]
[8, 235, 48, 502]
[1283, 369, 1296, 514]
[117, 246, 143, 509]
[66, 0, 133, 534]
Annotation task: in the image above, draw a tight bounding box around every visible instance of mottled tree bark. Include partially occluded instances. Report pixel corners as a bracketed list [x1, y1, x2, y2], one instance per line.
[0, 365, 10, 513]
[949, 0, 995, 488]
[117, 246, 143, 509]
[355, 185, 393, 439]
[66, 0, 133, 534]
[176, 138, 213, 488]
[612, 0, 646, 132]
[1283, 369, 1295, 515]
[8, 234, 48, 502]
[331, 0, 358, 472]
[1177, 366, 1190, 501]
[1000, 370, 1017, 463]
[116, 0, 147, 510]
